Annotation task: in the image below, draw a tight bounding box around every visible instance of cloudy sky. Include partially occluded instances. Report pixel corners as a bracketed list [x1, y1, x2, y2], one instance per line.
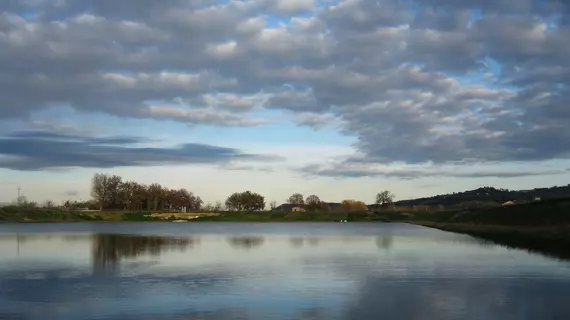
[1, 0, 570, 205]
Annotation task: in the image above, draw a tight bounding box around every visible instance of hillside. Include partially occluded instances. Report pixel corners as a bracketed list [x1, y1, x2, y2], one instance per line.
[394, 185, 570, 207]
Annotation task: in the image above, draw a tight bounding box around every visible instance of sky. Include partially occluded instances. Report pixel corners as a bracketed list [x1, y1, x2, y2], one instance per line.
[1, 0, 570, 205]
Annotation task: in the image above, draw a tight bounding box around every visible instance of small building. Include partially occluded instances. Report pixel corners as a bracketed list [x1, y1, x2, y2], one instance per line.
[273, 204, 304, 212]
[292, 206, 306, 212]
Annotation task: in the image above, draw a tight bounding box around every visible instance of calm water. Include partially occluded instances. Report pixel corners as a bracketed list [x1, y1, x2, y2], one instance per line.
[1, 223, 569, 320]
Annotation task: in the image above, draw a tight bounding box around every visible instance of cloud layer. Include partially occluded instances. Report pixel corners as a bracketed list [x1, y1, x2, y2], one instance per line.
[0, 130, 272, 170]
[300, 163, 567, 179]
[1, 0, 570, 169]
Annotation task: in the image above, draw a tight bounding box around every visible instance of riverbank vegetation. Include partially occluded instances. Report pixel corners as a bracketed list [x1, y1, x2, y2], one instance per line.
[3, 197, 570, 225]
[0, 206, 386, 223]
[375, 197, 570, 226]
[2, 173, 394, 218]
[3, 173, 570, 240]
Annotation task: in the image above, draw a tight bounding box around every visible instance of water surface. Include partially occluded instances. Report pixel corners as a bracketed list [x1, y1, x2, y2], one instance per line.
[1, 222, 569, 319]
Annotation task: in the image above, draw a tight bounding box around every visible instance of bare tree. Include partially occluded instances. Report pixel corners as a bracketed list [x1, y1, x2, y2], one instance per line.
[376, 191, 395, 205]
[131, 182, 147, 211]
[148, 183, 163, 211]
[43, 200, 55, 208]
[269, 200, 277, 210]
[305, 194, 321, 211]
[91, 173, 207, 213]
[16, 192, 27, 206]
[91, 173, 110, 211]
[118, 181, 136, 210]
[287, 193, 304, 205]
[202, 202, 214, 212]
[106, 175, 123, 208]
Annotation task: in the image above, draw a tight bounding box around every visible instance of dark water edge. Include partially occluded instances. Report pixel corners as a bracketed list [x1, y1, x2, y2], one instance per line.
[416, 222, 570, 261]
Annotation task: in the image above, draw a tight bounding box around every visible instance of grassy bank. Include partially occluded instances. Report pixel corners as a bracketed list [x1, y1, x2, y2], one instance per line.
[3, 197, 570, 224]
[0, 206, 151, 222]
[191, 211, 387, 222]
[0, 206, 384, 223]
[3, 199, 570, 258]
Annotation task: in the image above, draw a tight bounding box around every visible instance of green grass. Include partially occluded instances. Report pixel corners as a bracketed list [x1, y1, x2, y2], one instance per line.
[1, 206, 380, 223]
[0, 206, 157, 222]
[191, 211, 387, 222]
[4, 197, 570, 225]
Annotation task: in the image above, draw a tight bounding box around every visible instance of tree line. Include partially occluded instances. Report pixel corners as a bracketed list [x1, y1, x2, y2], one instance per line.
[90, 173, 205, 211]
[284, 191, 395, 212]
[7, 173, 395, 213]
[89, 173, 395, 212]
[90, 173, 269, 212]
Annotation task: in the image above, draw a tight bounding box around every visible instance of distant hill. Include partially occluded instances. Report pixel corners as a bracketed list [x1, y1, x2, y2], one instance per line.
[394, 185, 570, 207]
[273, 185, 570, 212]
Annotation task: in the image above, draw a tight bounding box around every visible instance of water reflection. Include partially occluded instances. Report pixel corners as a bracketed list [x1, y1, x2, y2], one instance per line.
[1, 223, 570, 320]
[464, 233, 570, 260]
[227, 236, 264, 250]
[375, 235, 393, 251]
[344, 274, 570, 320]
[289, 237, 305, 248]
[287, 237, 321, 248]
[93, 234, 198, 274]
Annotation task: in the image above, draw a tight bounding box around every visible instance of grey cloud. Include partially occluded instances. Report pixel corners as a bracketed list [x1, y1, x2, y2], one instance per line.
[217, 164, 276, 173]
[410, 7, 471, 31]
[300, 164, 566, 179]
[1, 0, 570, 170]
[8, 130, 150, 145]
[0, 130, 278, 171]
[264, 0, 316, 15]
[415, 0, 563, 16]
[139, 105, 269, 127]
[320, 0, 413, 33]
[294, 112, 343, 130]
[264, 89, 321, 112]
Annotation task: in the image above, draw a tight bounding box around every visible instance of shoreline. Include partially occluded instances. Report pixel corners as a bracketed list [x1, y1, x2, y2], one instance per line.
[411, 221, 570, 260]
[4, 216, 570, 259]
[412, 221, 570, 240]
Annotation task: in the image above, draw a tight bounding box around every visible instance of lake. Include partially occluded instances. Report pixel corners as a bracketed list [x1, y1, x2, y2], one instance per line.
[1, 222, 569, 320]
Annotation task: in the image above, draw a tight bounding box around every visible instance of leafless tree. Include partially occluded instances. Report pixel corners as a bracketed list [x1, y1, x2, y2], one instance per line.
[376, 191, 395, 205]
[288, 193, 304, 205]
[305, 194, 320, 210]
[91, 173, 110, 211]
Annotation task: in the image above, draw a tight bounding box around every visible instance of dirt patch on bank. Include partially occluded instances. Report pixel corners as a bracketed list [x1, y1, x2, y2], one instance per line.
[149, 212, 221, 220]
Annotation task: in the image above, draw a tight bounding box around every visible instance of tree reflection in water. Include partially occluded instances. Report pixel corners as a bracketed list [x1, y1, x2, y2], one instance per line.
[289, 237, 305, 248]
[376, 235, 394, 251]
[227, 236, 264, 250]
[92, 234, 198, 274]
